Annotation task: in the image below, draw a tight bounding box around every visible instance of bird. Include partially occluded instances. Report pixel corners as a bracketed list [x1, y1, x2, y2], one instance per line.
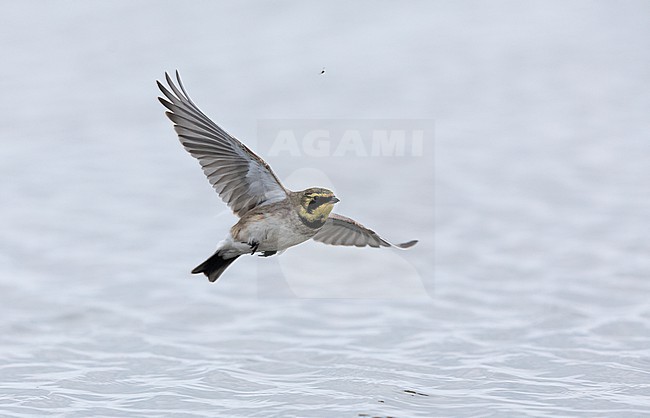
[157, 71, 418, 282]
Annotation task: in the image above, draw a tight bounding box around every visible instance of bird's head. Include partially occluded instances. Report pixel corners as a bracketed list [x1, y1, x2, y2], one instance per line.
[296, 187, 339, 227]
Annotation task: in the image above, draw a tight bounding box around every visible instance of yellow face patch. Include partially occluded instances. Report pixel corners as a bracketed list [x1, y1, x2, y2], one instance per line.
[297, 190, 337, 227]
[309, 200, 335, 218]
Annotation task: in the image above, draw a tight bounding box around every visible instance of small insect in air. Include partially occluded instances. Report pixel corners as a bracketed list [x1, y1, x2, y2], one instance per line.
[320, 67, 326, 75]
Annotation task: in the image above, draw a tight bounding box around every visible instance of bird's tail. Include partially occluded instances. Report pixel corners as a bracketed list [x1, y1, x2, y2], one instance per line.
[191, 251, 240, 282]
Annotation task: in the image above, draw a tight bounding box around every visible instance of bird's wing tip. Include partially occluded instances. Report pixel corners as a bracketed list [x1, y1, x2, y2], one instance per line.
[395, 239, 418, 249]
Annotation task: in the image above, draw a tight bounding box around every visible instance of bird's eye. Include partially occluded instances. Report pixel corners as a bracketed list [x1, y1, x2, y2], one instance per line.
[312, 196, 319, 203]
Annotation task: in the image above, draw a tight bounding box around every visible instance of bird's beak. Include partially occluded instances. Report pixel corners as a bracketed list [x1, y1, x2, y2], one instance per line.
[330, 196, 340, 204]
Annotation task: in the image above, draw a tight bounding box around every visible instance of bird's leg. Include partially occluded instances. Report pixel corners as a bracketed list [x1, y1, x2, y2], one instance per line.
[249, 240, 259, 255]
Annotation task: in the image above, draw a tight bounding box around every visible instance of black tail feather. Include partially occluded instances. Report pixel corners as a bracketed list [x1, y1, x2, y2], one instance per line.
[191, 251, 240, 282]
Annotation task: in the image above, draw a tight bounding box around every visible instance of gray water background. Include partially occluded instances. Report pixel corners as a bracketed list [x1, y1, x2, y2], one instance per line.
[1, 1, 650, 416]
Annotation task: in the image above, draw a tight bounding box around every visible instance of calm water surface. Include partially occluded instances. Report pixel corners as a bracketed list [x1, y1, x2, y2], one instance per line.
[1, 1, 649, 416]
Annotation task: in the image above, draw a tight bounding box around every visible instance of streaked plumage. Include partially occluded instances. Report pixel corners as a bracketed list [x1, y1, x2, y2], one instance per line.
[158, 71, 417, 282]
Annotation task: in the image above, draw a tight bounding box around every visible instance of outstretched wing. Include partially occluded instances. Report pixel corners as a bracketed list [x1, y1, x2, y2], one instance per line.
[157, 71, 288, 217]
[312, 213, 418, 249]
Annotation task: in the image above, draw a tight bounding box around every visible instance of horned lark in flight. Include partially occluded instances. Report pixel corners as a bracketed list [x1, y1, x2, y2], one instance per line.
[158, 71, 417, 282]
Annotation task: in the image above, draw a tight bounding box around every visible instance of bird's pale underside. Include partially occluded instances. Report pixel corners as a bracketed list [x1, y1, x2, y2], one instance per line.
[158, 71, 417, 282]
